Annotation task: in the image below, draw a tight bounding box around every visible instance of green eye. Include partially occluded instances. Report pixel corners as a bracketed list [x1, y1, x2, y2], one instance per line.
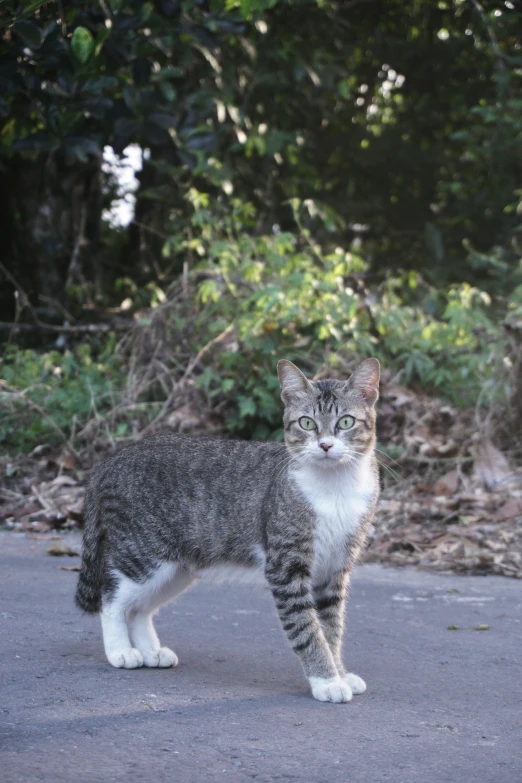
[299, 417, 316, 431]
[337, 415, 355, 430]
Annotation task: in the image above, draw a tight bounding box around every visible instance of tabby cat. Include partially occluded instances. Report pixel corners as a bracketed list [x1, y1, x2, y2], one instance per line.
[76, 358, 380, 703]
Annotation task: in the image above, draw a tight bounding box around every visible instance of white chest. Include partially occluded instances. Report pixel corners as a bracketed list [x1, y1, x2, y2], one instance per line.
[292, 460, 376, 580]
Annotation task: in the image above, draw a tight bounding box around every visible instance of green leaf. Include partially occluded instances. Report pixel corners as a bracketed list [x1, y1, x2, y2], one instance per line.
[238, 396, 256, 418]
[221, 379, 235, 393]
[71, 26, 94, 64]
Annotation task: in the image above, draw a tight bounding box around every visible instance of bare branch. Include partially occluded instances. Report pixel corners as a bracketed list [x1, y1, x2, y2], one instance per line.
[470, 0, 508, 71]
[0, 320, 132, 335]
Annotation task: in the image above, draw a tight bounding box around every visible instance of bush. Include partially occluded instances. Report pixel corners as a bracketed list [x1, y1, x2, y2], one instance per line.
[2, 195, 520, 454]
[0, 338, 123, 454]
[154, 194, 521, 438]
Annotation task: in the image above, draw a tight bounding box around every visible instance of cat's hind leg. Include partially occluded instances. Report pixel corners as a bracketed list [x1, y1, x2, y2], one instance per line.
[127, 562, 194, 668]
[100, 587, 144, 669]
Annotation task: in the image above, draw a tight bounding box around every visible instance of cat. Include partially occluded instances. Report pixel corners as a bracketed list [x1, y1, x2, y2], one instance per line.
[76, 357, 380, 703]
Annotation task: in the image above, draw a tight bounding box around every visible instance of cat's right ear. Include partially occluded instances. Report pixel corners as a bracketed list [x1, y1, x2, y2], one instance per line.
[277, 360, 313, 403]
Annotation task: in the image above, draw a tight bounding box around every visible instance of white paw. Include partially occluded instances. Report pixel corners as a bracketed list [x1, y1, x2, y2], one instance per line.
[309, 676, 353, 703]
[107, 647, 144, 669]
[141, 647, 178, 668]
[343, 672, 366, 695]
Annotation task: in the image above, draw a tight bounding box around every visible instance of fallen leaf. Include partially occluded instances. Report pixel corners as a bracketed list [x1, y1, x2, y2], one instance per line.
[60, 565, 81, 571]
[49, 475, 78, 488]
[28, 534, 61, 540]
[493, 497, 522, 522]
[434, 469, 460, 496]
[384, 385, 415, 407]
[57, 452, 78, 471]
[46, 539, 79, 557]
[458, 515, 482, 526]
[11, 502, 42, 520]
[473, 440, 511, 490]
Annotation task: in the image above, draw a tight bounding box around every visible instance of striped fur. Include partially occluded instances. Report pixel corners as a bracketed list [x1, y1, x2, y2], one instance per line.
[76, 358, 380, 702]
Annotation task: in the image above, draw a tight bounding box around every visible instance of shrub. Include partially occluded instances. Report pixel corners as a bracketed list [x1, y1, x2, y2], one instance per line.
[2, 195, 520, 454]
[0, 338, 123, 454]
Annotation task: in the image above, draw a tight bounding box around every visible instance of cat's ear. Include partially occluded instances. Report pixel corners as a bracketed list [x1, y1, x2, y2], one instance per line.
[277, 360, 313, 403]
[346, 358, 380, 406]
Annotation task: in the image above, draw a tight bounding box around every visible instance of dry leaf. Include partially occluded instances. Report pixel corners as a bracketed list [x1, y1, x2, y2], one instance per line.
[493, 497, 522, 522]
[384, 385, 415, 407]
[57, 452, 78, 471]
[473, 440, 511, 490]
[49, 475, 78, 488]
[28, 535, 60, 543]
[11, 502, 41, 520]
[60, 565, 81, 571]
[46, 539, 80, 557]
[434, 469, 460, 496]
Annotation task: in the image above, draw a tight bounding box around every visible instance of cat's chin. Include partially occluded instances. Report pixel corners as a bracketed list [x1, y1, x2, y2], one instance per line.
[303, 451, 363, 469]
[308, 453, 345, 466]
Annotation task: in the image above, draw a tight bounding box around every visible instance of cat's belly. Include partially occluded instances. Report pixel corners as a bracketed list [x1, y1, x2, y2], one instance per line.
[192, 545, 266, 585]
[192, 563, 266, 585]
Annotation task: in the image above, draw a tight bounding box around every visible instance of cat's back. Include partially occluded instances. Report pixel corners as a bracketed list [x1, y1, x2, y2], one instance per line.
[89, 433, 286, 494]
[85, 434, 289, 552]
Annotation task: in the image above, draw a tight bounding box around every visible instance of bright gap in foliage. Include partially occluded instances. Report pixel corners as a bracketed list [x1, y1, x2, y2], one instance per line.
[102, 145, 149, 228]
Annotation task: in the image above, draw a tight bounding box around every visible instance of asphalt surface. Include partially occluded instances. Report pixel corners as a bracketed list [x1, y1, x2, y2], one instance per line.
[1, 531, 521, 783]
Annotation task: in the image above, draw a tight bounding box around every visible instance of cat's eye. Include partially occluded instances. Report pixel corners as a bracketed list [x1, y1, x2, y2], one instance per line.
[337, 415, 355, 430]
[299, 417, 316, 431]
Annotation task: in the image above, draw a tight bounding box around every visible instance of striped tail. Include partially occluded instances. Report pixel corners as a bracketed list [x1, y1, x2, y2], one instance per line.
[75, 486, 105, 614]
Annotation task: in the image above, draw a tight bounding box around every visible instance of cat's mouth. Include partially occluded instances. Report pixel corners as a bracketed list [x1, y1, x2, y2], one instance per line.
[313, 450, 343, 462]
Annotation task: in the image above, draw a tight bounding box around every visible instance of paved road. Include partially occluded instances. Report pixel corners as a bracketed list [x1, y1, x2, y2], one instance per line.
[1, 532, 521, 783]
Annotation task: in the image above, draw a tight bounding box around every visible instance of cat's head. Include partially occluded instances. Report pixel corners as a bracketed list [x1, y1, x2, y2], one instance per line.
[277, 358, 380, 467]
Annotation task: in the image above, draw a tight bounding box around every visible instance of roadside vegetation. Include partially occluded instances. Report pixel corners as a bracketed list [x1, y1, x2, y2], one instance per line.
[1, 0, 521, 576]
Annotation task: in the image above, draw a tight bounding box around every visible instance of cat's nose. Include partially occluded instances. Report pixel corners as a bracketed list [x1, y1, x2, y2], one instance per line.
[319, 441, 332, 452]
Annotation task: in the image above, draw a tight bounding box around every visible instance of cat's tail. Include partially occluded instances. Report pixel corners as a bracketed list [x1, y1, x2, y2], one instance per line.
[75, 484, 105, 614]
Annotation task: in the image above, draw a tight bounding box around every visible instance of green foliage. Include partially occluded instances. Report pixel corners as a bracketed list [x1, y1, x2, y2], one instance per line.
[1, 199, 518, 451]
[375, 280, 503, 399]
[2, 0, 522, 294]
[1, 0, 522, 451]
[0, 339, 123, 453]
[70, 27, 95, 64]
[158, 196, 515, 437]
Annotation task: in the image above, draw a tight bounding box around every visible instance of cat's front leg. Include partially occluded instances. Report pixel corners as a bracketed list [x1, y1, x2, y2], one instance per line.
[265, 551, 352, 703]
[314, 569, 366, 695]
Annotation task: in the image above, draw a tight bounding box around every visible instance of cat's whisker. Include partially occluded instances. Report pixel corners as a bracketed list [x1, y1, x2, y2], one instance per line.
[374, 447, 404, 473]
[374, 457, 402, 483]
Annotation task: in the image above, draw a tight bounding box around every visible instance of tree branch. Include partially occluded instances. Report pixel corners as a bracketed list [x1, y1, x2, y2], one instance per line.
[470, 0, 508, 71]
[0, 320, 132, 335]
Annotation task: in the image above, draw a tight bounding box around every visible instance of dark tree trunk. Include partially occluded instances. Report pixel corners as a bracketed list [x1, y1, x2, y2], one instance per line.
[0, 152, 102, 322]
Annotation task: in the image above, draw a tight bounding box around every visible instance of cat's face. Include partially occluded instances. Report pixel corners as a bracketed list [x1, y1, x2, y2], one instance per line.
[277, 359, 380, 467]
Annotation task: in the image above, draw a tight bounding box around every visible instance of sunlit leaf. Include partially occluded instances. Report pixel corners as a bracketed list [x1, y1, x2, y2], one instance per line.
[71, 26, 94, 64]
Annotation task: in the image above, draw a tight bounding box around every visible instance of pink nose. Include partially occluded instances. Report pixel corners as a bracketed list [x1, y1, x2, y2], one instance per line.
[319, 442, 332, 452]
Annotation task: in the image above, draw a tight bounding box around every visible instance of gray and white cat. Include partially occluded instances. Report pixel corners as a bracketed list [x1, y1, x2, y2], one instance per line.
[76, 358, 380, 703]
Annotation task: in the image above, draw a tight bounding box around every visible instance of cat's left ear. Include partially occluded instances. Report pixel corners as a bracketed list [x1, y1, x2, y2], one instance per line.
[277, 360, 314, 403]
[346, 358, 380, 406]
